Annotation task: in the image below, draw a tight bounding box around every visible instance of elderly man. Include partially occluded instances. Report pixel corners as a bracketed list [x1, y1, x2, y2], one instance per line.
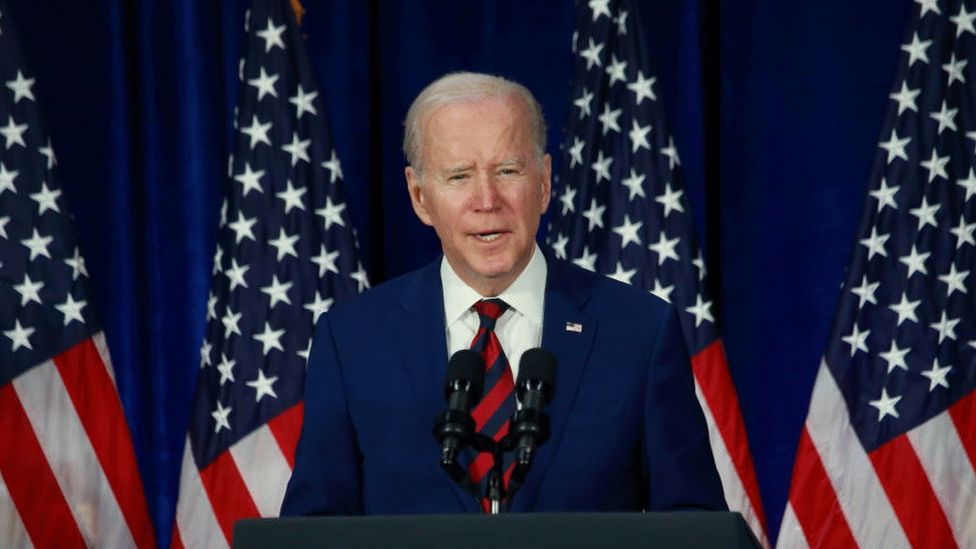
[281, 72, 726, 515]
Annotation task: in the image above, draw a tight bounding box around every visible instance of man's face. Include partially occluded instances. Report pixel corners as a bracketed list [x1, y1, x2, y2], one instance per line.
[405, 95, 551, 296]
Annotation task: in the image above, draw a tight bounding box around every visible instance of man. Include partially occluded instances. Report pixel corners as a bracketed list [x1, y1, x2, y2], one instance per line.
[281, 72, 725, 515]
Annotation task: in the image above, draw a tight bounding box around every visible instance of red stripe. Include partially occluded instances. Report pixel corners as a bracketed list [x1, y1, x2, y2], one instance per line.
[52, 337, 155, 549]
[0, 383, 88, 547]
[869, 434, 957, 549]
[690, 340, 768, 533]
[949, 388, 976, 469]
[170, 523, 185, 549]
[198, 450, 261, 544]
[482, 334, 501, 372]
[471, 372, 514, 430]
[788, 427, 858, 548]
[267, 402, 304, 468]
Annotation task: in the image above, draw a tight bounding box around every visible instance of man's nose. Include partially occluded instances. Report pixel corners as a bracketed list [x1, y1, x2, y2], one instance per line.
[472, 173, 500, 211]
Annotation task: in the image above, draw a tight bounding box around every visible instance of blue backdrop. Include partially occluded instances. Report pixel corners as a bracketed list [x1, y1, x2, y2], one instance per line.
[3, 0, 914, 545]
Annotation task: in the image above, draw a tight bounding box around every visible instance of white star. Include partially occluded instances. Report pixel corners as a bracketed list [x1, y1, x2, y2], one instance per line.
[211, 401, 232, 433]
[298, 339, 312, 364]
[0, 161, 17, 194]
[322, 149, 344, 183]
[878, 129, 910, 163]
[612, 215, 643, 248]
[289, 85, 318, 119]
[568, 137, 585, 167]
[841, 323, 870, 357]
[869, 178, 899, 212]
[605, 54, 628, 86]
[580, 39, 604, 69]
[878, 340, 910, 374]
[247, 67, 279, 100]
[931, 311, 960, 343]
[650, 279, 674, 303]
[910, 196, 940, 229]
[943, 52, 967, 86]
[14, 274, 44, 306]
[901, 32, 931, 67]
[240, 115, 272, 149]
[573, 246, 597, 271]
[316, 197, 346, 230]
[627, 71, 656, 104]
[614, 9, 628, 34]
[221, 308, 242, 338]
[256, 18, 286, 52]
[21, 229, 53, 261]
[858, 226, 889, 259]
[574, 89, 594, 118]
[899, 244, 929, 277]
[888, 292, 920, 326]
[5, 70, 35, 103]
[686, 295, 715, 327]
[0, 115, 27, 149]
[951, 3, 976, 36]
[351, 262, 370, 292]
[597, 104, 622, 135]
[850, 275, 879, 308]
[607, 262, 636, 285]
[199, 341, 213, 368]
[217, 353, 236, 385]
[921, 359, 951, 390]
[916, 0, 940, 17]
[304, 291, 334, 323]
[628, 119, 651, 153]
[655, 182, 685, 218]
[938, 263, 968, 297]
[227, 212, 257, 243]
[951, 217, 976, 249]
[29, 182, 61, 215]
[0, 216, 8, 239]
[648, 232, 680, 265]
[661, 136, 681, 169]
[930, 100, 958, 135]
[693, 252, 706, 281]
[224, 258, 250, 291]
[957, 168, 976, 201]
[55, 294, 86, 326]
[261, 274, 294, 307]
[206, 292, 218, 320]
[588, 0, 611, 20]
[268, 228, 300, 261]
[282, 132, 311, 166]
[234, 163, 265, 196]
[621, 169, 646, 201]
[558, 186, 576, 215]
[246, 369, 280, 402]
[253, 321, 286, 355]
[311, 244, 340, 276]
[39, 140, 56, 169]
[4, 320, 35, 351]
[591, 150, 613, 183]
[65, 247, 88, 279]
[888, 81, 920, 115]
[582, 199, 606, 231]
[869, 388, 901, 421]
[920, 148, 949, 182]
[551, 233, 569, 260]
[276, 180, 307, 213]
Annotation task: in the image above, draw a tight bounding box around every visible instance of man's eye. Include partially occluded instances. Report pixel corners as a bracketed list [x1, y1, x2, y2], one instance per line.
[448, 174, 467, 181]
[499, 168, 519, 176]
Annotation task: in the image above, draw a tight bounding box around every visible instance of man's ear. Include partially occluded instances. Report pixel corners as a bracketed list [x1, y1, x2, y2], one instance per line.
[405, 166, 433, 226]
[539, 153, 553, 214]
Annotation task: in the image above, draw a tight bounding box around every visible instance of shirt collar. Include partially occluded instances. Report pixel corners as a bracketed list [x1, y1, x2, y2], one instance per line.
[441, 243, 547, 325]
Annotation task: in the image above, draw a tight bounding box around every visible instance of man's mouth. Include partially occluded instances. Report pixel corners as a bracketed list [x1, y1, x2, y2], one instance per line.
[474, 231, 504, 242]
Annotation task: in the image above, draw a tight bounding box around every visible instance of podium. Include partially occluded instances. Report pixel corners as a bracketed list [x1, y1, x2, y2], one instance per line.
[233, 512, 760, 548]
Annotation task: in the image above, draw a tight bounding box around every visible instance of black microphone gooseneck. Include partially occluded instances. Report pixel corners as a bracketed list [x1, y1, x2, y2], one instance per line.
[433, 350, 484, 496]
[507, 348, 557, 498]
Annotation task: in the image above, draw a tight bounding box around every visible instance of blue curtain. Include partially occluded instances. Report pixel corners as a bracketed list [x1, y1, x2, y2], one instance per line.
[4, 0, 912, 545]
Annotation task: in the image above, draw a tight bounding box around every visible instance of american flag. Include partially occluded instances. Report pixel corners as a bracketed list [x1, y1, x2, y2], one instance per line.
[171, 0, 366, 546]
[778, 1, 976, 547]
[548, 0, 768, 544]
[0, 3, 155, 548]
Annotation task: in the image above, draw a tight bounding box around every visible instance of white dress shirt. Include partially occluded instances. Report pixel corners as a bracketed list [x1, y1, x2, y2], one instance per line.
[441, 244, 547, 382]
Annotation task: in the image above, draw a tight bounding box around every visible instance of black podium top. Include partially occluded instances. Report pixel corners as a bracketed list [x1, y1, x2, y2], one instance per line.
[233, 512, 760, 549]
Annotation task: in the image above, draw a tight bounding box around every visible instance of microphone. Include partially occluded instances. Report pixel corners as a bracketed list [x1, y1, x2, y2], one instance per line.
[433, 350, 485, 480]
[510, 348, 556, 486]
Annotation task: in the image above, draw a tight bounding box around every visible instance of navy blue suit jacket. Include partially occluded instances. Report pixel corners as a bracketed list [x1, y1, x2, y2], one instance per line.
[280, 255, 726, 515]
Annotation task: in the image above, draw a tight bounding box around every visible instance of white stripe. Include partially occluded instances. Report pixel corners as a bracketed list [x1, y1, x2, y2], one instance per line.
[906, 411, 976, 548]
[0, 472, 33, 549]
[804, 363, 910, 549]
[12, 361, 135, 548]
[776, 503, 810, 549]
[229, 424, 293, 517]
[693, 380, 769, 548]
[92, 331, 117, 384]
[175, 437, 227, 549]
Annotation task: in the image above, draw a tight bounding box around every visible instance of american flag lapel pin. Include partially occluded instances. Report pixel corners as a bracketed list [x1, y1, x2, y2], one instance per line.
[565, 321, 583, 333]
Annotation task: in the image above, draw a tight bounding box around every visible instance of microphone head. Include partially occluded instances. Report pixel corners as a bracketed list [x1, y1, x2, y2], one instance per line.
[516, 348, 556, 399]
[445, 349, 485, 400]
